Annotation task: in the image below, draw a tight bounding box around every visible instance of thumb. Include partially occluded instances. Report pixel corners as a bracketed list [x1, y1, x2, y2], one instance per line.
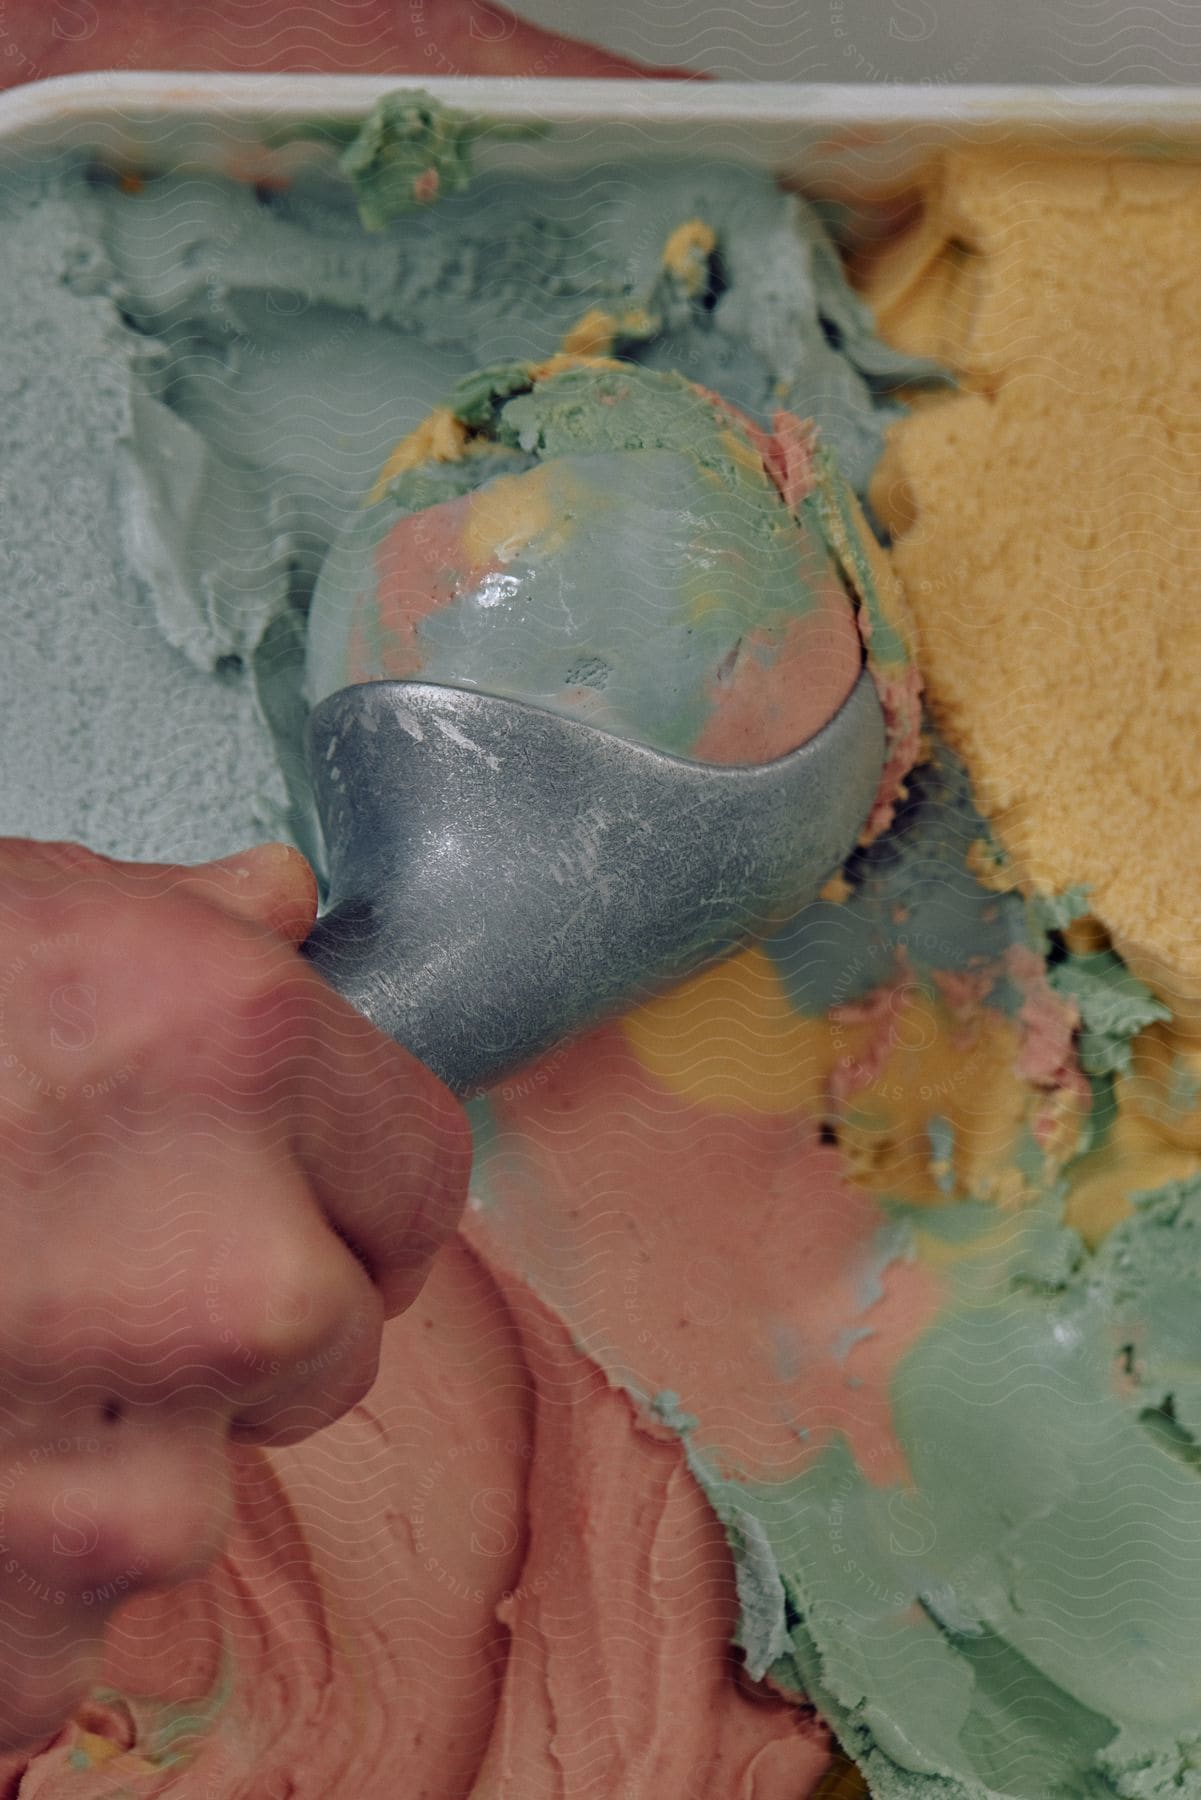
[0, 839, 319, 946]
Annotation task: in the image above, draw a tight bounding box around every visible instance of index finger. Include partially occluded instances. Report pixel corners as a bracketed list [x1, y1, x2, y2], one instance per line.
[6, 860, 474, 1322]
[222, 942, 475, 1318]
[0, 839, 317, 946]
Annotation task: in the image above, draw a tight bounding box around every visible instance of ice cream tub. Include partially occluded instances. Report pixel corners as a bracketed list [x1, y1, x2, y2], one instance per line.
[4, 66, 1201, 1800]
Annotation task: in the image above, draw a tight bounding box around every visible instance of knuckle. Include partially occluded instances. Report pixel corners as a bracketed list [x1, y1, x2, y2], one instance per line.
[0, 1287, 99, 1387]
[209, 1231, 364, 1387]
[390, 1058, 474, 1219]
[0, 885, 293, 1105]
[104, 907, 294, 1100]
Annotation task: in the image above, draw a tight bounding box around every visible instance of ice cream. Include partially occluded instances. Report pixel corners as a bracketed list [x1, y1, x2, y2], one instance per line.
[3, 92, 1201, 1800]
[866, 150, 1201, 1028]
[0, 114, 940, 874]
[336, 88, 550, 232]
[0, 95, 939, 1797]
[305, 355, 865, 766]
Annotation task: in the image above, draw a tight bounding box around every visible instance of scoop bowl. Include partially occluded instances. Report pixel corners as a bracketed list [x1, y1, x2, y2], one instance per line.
[300, 672, 884, 1095]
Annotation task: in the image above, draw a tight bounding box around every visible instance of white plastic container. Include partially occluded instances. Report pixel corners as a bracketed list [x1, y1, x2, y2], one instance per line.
[0, 72, 1200, 201]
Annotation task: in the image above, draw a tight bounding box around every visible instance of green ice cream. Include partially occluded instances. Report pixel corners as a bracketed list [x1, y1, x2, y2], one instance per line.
[742, 1173, 1201, 1800]
[640, 750, 1201, 1800]
[305, 356, 865, 764]
[337, 88, 548, 231]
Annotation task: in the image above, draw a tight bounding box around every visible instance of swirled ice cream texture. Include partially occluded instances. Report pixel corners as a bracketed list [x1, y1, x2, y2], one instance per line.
[0, 114, 942, 1798]
[5, 96, 1201, 1800]
[305, 356, 864, 765]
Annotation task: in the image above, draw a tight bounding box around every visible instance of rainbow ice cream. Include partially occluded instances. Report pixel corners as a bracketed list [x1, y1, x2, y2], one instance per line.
[305, 355, 865, 766]
[3, 91, 1201, 1800]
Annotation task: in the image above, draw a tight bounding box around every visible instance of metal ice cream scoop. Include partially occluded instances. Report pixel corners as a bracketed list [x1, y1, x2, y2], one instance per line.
[299, 671, 884, 1096]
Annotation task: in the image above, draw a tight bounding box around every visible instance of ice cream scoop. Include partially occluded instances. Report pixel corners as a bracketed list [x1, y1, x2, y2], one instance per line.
[305, 358, 867, 762]
[300, 360, 886, 1091]
[300, 671, 883, 1094]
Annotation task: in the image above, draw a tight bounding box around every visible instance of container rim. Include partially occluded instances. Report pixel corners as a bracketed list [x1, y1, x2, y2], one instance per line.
[1, 69, 1201, 135]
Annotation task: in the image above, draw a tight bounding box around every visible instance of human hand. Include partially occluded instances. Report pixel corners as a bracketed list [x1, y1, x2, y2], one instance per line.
[0, 838, 470, 1752]
[0, 0, 679, 1762]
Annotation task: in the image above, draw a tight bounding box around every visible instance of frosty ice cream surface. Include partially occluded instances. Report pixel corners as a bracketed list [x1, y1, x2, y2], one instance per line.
[0, 90, 1199, 1800]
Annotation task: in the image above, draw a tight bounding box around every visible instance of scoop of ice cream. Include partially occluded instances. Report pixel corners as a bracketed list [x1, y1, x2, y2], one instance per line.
[305, 357, 864, 766]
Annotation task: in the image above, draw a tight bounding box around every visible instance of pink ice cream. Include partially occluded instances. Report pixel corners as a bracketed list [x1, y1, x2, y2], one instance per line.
[0, 987, 942, 1797]
[304, 358, 865, 769]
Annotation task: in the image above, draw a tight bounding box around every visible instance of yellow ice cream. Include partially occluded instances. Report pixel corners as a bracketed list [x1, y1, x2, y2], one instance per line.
[867, 151, 1201, 1031]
